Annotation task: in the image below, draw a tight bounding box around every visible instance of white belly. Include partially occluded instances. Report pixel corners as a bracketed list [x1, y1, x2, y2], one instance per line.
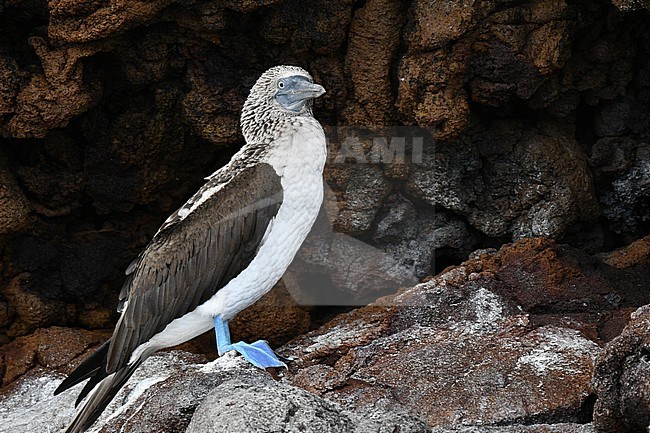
[199, 119, 327, 319]
[197, 172, 324, 320]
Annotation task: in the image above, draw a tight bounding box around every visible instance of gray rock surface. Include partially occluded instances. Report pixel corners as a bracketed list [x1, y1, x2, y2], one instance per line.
[283, 255, 603, 429]
[430, 425, 596, 433]
[596, 142, 650, 235]
[4, 238, 650, 432]
[592, 304, 650, 433]
[406, 121, 598, 240]
[0, 158, 29, 235]
[169, 357, 429, 433]
[0, 368, 76, 433]
[373, 194, 476, 278]
[0, 349, 428, 433]
[186, 373, 356, 433]
[0, 351, 209, 433]
[286, 201, 419, 306]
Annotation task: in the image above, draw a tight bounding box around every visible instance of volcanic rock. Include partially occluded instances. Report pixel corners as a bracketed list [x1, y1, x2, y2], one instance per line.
[592, 305, 650, 432]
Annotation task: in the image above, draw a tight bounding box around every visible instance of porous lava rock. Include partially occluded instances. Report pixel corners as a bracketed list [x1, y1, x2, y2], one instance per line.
[282, 243, 605, 428]
[0, 326, 110, 388]
[592, 305, 650, 433]
[0, 3, 649, 431]
[3, 238, 650, 431]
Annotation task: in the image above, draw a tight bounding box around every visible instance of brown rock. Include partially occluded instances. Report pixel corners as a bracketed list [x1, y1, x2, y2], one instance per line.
[523, 18, 572, 75]
[395, 0, 484, 137]
[282, 237, 650, 428]
[593, 305, 650, 432]
[600, 236, 650, 269]
[470, 0, 576, 106]
[230, 282, 312, 347]
[181, 57, 243, 146]
[264, 0, 355, 56]
[0, 326, 110, 388]
[77, 304, 114, 329]
[2, 273, 68, 338]
[342, 0, 405, 126]
[309, 57, 347, 115]
[397, 0, 577, 136]
[169, 2, 225, 40]
[221, 0, 283, 13]
[0, 56, 18, 117]
[9, 130, 85, 215]
[0, 161, 29, 235]
[407, 0, 479, 51]
[48, 0, 175, 43]
[396, 50, 471, 138]
[283, 256, 599, 428]
[6, 38, 98, 138]
[477, 238, 650, 342]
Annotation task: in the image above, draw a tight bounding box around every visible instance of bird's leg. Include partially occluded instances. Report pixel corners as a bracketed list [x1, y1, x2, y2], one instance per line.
[213, 315, 286, 369]
[214, 314, 232, 356]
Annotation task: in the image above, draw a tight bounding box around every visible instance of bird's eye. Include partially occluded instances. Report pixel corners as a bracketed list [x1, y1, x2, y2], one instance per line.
[278, 81, 285, 89]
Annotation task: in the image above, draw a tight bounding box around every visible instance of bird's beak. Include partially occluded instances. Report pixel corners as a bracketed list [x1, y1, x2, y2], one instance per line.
[283, 80, 326, 100]
[276, 77, 326, 112]
[303, 82, 326, 98]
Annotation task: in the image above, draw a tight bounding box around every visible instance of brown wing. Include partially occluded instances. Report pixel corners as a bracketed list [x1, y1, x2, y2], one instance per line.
[106, 162, 282, 373]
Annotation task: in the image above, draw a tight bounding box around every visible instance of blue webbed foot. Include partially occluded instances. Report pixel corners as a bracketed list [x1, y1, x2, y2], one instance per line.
[214, 315, 287, 369]
[230, 340, 287, 369]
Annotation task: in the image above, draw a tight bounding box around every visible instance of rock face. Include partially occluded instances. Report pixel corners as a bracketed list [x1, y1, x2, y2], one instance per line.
[0, 0, 649, 340]
[0, 351, 430, 433]
[3, 238, 649, 432]
[282, 245, 608, 429]
[186, 367, 430, 433]
[0, 326, 110, 388]
[592, 305, 650, 432]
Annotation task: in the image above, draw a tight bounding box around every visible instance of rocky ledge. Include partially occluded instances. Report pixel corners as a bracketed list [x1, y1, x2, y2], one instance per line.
[2, 237, 649, 432]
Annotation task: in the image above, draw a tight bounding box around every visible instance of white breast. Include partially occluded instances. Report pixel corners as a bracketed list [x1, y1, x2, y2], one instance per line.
[198, 118, 327, 319]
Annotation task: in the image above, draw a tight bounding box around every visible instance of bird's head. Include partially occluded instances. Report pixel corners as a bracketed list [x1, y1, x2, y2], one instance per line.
[241, 66, 326, 143]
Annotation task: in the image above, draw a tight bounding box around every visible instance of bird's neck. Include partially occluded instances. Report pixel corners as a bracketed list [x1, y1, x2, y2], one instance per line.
[264, 117, 327, 179]
[240, 101, 314, 145]
[240, 101, 285, 144]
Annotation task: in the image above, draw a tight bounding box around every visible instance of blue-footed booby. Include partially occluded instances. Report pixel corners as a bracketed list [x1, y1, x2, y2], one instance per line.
[55, 65, 327, 433]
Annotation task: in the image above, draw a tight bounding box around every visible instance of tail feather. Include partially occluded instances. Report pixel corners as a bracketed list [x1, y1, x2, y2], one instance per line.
[54, 340, 110, 397]
[64, 362, 142, 433]
[56, 339, 143, 432]
[75, 370, 108, 407]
